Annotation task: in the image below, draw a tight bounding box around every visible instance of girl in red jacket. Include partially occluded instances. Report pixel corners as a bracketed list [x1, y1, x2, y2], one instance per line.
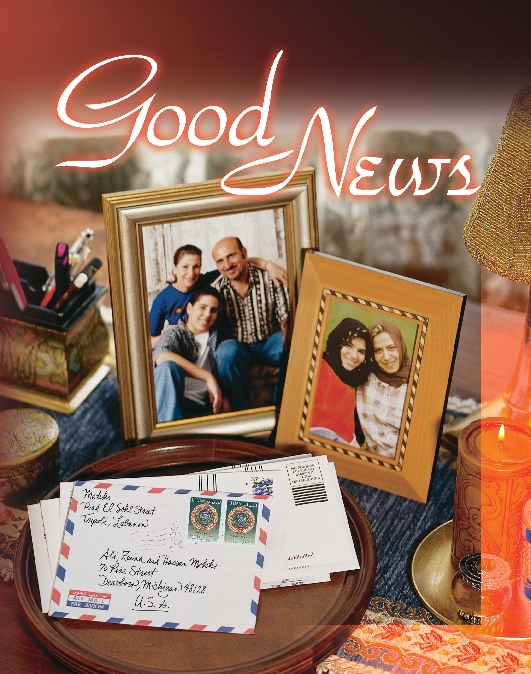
[309, 318, 373, 447]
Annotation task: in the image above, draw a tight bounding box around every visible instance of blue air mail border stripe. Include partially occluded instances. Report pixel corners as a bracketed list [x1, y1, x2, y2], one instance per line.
[49, 482, 271, 633]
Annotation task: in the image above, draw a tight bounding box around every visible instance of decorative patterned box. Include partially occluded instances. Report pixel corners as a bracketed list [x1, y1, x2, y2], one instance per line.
[0, 261, 109, 413]
[0, 408, 59, 502]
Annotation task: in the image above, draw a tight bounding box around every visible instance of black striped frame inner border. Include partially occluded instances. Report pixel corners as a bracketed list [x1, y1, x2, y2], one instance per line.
[298, 288, 428, 472]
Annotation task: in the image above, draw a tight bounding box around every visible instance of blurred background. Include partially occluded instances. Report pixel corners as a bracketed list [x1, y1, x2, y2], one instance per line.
[1, 0, 530, 311]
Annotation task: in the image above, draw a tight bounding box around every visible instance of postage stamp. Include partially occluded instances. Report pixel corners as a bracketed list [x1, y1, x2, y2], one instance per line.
[224, 500, 259, 545]
[187, 497, 222, 543]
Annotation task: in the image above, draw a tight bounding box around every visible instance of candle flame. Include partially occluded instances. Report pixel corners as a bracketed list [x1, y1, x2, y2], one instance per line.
[498, 424, 505, 442]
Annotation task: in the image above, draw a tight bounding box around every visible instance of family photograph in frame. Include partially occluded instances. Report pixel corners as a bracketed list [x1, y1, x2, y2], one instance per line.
[102, 169, 318, 445]
[276, 252, 465, 502]
[144, 209, 290, 422]
[305, 296, 420, 464]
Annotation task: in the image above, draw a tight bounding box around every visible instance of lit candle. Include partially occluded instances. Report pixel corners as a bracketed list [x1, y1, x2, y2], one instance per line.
[453, 417, 531, 566]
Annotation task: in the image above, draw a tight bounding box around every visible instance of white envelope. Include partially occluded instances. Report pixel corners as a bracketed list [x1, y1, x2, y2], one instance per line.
[36, 455, 356, 612]
[57, 470, 289, 586]
[57, 467, 334, 588]
[28, 503, 53, 612]
[49, 482, 272, 633]
[41, 498, 61, 572]
[216, 455, 359, 575]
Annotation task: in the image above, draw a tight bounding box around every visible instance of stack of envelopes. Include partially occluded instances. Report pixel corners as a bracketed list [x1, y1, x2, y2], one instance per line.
[28, 454, 358, 634]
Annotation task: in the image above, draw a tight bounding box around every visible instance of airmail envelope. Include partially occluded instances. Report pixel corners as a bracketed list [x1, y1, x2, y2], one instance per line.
[57, 470, 295, 589]
[49, 482, 272, 633]
[45, 456, 355, 601]
[57, 467, 336, 589]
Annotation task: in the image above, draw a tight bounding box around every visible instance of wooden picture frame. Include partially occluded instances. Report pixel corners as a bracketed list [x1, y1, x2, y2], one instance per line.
[276, 252, 465, 502]
[102, 170, 318, 445]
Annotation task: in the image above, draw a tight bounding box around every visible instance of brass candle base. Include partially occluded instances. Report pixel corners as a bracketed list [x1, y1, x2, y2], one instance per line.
[411, 520, 531, 639]
[411, 521, 463, 624]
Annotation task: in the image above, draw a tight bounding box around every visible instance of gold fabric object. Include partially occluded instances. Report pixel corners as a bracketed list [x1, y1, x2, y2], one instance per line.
[463, 85, 531, 283]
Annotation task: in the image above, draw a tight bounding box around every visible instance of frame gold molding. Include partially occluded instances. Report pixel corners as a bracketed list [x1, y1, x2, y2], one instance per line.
[102, 170, 318, 444]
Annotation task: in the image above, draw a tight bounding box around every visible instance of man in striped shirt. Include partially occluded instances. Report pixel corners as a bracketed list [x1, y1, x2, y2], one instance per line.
[211, 236, 289, 410]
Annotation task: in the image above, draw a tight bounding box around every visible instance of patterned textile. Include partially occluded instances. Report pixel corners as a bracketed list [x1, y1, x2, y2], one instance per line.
[212, 262, 289, 344]
[0, 503, 27, 582]
[356, 373, 407, 458]
[318, 597, 531, 673]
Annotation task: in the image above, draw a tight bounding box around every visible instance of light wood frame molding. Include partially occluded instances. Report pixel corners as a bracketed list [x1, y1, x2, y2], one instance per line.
[276, 252, 465, 502]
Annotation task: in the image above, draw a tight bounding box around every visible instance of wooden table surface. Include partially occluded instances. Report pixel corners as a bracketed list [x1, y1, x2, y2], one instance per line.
[1, 299, 523, 673]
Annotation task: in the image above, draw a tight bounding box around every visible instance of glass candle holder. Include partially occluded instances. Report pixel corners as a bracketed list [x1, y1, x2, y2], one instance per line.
[452, 418, 531, 565]
[451, 553, 512, 625]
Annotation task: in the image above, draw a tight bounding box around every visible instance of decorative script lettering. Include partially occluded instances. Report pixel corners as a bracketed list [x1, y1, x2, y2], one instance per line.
[56, 52, 479, 198]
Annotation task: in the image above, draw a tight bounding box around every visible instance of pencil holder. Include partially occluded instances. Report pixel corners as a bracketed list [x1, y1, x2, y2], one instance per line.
[0, 260, 109, 413]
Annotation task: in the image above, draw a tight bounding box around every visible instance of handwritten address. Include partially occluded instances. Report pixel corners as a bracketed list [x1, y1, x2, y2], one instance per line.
[76, 489, 220, 611]
[97, 548, 218, 610]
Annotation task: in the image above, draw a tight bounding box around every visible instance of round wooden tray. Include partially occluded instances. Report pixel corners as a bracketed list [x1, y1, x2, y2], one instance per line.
[15, 438, 377, 674]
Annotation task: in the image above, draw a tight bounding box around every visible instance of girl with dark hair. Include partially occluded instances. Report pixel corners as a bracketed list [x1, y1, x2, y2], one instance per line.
[309, 318, 373, 446]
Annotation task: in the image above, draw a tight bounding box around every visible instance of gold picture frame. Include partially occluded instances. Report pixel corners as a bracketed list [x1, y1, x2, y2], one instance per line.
[276, 252, 465, 502]
[102, 170, 318, 445]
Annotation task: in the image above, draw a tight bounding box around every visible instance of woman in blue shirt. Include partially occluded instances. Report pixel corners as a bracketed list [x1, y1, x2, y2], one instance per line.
[150, 245, 203, 345]
[150, 243, 289, 347]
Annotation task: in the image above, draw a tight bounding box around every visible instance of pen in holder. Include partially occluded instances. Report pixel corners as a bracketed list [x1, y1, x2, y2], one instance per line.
[0, 260, 110, 413]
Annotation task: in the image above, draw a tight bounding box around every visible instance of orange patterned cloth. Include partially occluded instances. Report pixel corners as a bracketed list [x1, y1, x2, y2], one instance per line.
[317, 598, 531, 674]
[0, 503, 27, 582]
